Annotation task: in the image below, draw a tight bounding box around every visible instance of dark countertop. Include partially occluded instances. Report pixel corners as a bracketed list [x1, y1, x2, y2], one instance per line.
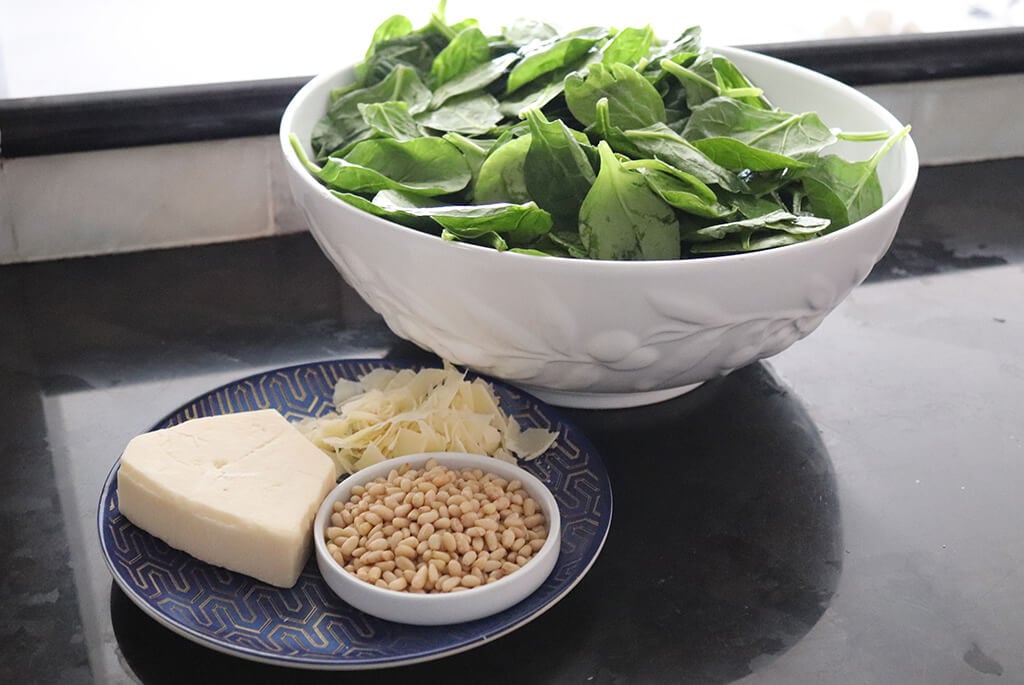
[2, 158, 1022, 684]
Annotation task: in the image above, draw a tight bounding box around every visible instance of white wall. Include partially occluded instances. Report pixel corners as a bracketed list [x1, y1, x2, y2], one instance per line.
[0, 0, 1017, 98]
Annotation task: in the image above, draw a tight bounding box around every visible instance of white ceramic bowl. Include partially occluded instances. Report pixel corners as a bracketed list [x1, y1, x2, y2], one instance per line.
[281, 45, 919, 409]
[313, 452, 561, 625]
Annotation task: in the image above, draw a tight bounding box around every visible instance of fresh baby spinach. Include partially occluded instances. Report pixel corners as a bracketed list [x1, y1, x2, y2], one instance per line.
[300, 5, 910, 259]
[564, 62, 666, 130]
[580, 141, 680, 260]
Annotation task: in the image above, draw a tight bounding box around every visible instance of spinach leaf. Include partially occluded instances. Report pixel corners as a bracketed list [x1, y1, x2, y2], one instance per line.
[660, 55, 763, 109]
[798, 126, 910, 229]
[689, 231, 815, 254]
[590, 97, 643, 158]
[432, 203, 552, 244]
[363, 14, 414, 60]
[442, 132, 494, 182]
[506, 26, 609, 94]
[691, 137, 808, 171]
[579, 141, 680, 260]
[430, 26, 491, 86]
[474, 134, 534, 204]
[358, 29, 448, 87]
[646, 25, 702, 68]
[357, 101, 426, 141]
[502, 18, 559, 47]
[328, 190, 438, 232]
[416, 92, 503, 135]
[499, 74, 567, 118]
[683, 97, 836, 161]
[624, 158, 735, 219]
[441, 227, 509, 250]
[683, 210, 830, 242]
[498, 46, 602, 119]
[718, 190, 787, 219]
[624, 123, 746, 192]
[602, 25, 655, 67]
[547, 230, 589, 259]
[373, 189, 552, 244]
[710, 55, 772, 109]
[430, 52, 519, 108]
[564, 62, 666, 130]
[523, 109, 597, 228]
[314, 66, 431, 160]
[317, 137, 471, 196]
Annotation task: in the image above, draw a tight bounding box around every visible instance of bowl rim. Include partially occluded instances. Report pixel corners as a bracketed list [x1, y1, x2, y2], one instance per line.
[280, 43, 919, 270]
[312, 451, 562, 608]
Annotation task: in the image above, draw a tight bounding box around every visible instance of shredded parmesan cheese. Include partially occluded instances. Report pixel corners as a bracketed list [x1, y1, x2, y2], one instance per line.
[298, 362, 557, 475]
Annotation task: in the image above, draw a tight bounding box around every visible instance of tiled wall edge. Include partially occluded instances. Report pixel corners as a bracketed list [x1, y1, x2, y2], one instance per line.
[1, 74, 1021, 265]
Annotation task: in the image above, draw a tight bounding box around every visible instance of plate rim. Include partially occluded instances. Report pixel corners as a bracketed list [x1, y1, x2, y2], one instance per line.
[97, 357, 613, 670]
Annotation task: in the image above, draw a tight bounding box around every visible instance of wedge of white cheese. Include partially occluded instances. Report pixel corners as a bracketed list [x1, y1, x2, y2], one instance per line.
[117, 409, 337, 588]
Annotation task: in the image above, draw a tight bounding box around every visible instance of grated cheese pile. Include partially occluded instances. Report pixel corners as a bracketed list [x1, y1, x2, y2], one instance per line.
[298, 363, 558, 476]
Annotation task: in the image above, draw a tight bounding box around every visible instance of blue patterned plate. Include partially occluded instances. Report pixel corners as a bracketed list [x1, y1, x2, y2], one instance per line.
[98, 359, 612, 669]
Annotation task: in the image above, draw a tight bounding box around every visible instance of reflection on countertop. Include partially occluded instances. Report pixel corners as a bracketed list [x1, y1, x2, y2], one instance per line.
[1, 157, 1022, 684]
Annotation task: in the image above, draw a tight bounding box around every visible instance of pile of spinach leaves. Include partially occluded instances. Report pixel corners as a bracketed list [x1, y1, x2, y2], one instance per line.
[292, 3, 910, 260]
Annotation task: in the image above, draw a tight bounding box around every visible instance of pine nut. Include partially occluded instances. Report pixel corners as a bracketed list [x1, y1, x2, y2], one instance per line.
[340, 536, 359, 557]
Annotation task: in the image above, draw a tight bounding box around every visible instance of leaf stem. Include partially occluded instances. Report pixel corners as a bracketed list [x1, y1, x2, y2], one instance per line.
[289, 133, 323, 175]
[659, 59, 720, 94]
[836, 130, 892, 142]
[659, 59, 762, 100]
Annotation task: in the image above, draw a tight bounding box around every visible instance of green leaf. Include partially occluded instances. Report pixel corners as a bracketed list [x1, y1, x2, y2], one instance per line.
[442, 132, 494, 183]
[502, 18, 559, 47]
[691, 137, 808, 171]
[498, 74, 567, 118]
[474, 134, 534, 204]
[624, 123, 746, 192]
[602, 25, 655, 67]
[442, 227, 509, 250]
[646, 26, 702, 68]
[363, 15, 414, 60]
[373, 190, 552, 244]
[430, 26, 491, 86]
[799, 126, 910, 228]
[318, 137, 471, 196]
[718, 190, 787, 219]
[506, 26, 609, 94]
[590, 97, 642, 158]
[523, 109, 597, 228]
[328, 190, 438, 232]
[579, 141, 680, 260]
[358, 30, 448, 87]
[689, 231, 815, 254]
[710, 55, 772, 109]
[564, 62, 666, 130]
[415, 92, 503, 135]
[624, 158, 735, 219]
[660, 53, 763, 108]
[313, 65, 431, 160]
[682, 209, 830, 242]
[357, 101, 426, 141]
[430, 52, 519, 108]
[683, 97, 836, 161]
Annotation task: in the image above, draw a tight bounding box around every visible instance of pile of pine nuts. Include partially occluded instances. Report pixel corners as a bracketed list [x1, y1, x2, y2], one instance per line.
[325, 458, 548, 593]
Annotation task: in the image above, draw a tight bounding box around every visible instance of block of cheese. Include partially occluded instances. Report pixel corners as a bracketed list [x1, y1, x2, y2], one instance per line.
[116, 409, 337, 588]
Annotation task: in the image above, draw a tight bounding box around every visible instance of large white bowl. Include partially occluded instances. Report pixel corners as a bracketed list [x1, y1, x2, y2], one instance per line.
[313, 452, 561, 625]
[281, 45, 918, 409]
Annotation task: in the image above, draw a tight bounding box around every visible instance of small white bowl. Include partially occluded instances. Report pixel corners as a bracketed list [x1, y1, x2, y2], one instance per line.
[313, 452, 561, 625]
